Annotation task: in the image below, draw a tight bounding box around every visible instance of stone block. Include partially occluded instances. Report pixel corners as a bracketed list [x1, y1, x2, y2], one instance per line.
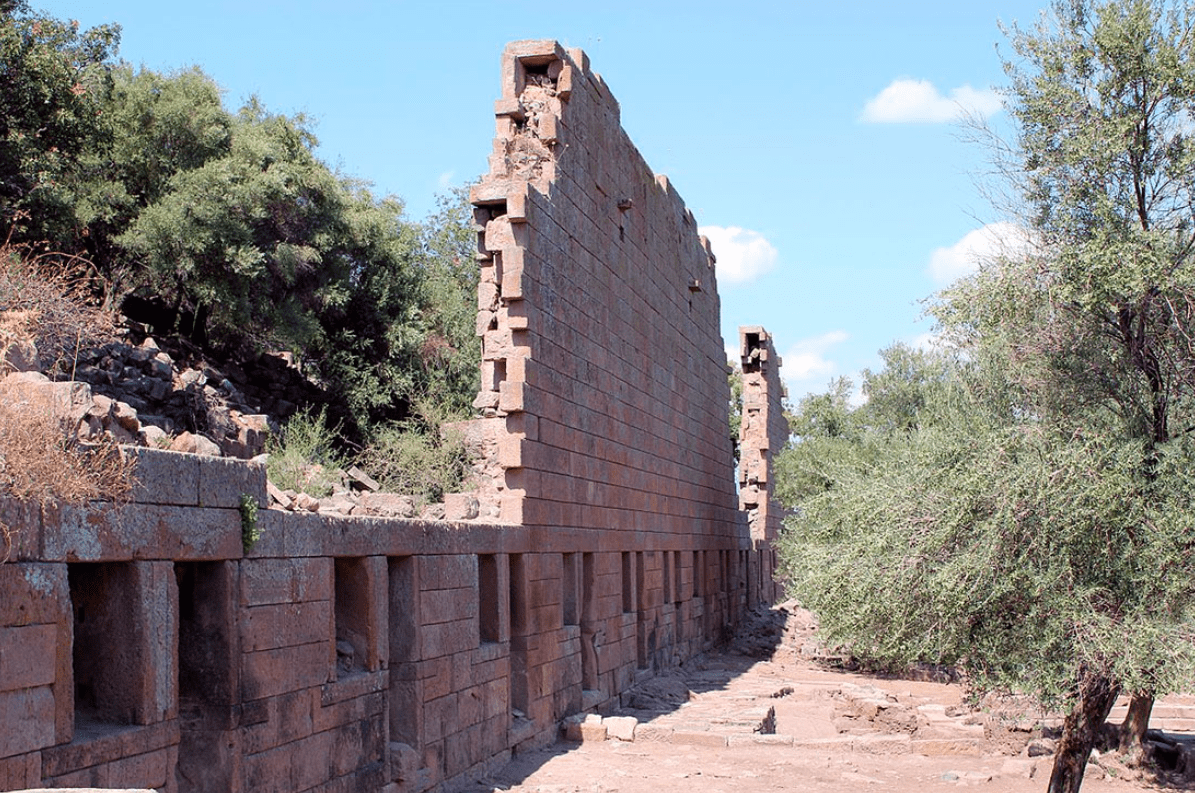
[126, 446, 201, 506]
[198, 455, 268, 509]
[577, 717, 608, 743]
[911, 737, 982, 756]
[42, 502, 241, 561]
[241, 601, 332, 652]
[240, 557, 332, 607]
[42, 719, 177, 779]
[420, 586, 473, 627]
[0, 623, 56, 691]
[604, 715, 637, 742]
[0, 750, 41, 789]
[853, 733, 913, 755]
[0, 498, 41, 562]
[241, 690, 315, 755]
[241, 642, 331, 701]
[104, 745, 172, 789]
[0, 686, 54, 756]
[671, 730, 728, 747]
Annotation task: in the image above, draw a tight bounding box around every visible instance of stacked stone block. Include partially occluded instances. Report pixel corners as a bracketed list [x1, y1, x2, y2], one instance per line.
[737, 327, 788, 604]
[0, 40, 787, 793]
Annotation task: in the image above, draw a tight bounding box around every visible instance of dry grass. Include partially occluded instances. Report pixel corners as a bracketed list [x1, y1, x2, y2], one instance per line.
[0, 241, 133, 561]
[0, 242, 116, 375]
[0, 398, 137, 562]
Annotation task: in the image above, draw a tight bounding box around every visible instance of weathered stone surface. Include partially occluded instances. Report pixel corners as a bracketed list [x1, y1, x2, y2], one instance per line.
[604, 715, 638, 742]
[169, 431, 222, 457]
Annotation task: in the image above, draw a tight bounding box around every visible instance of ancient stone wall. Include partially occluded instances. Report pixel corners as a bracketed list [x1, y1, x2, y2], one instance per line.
[737, 327, 788, 605]
[469, 40, 740, 541]
[0, 40, 786, 793]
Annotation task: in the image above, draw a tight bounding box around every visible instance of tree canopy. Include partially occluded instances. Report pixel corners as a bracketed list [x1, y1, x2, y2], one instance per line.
[0, 4, 479, 441]
[778, 2, 1195, 790]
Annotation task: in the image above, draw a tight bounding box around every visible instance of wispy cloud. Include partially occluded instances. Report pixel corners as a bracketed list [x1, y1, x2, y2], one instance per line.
[861, 78, 1001, 123]
[928, 222, 1031, 285]
[699, 226, 778, 285]
[437, 170, 456, 190]
[781, 330, 849, 394]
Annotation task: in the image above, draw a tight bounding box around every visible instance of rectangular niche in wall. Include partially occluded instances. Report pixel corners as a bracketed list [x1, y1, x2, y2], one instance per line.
[662, 551, 672, 605]
[673, 551, 683, 605]
[175, 561, 237, 792]
[69, 562, 137, 730]
[334, 557, 369, 678]
[175, 561, 234, 714]
[479, 554, 500, 643]
[581, 553, 597, 691]
[621, 552, 633, 614]
[562, 552, 579, 627]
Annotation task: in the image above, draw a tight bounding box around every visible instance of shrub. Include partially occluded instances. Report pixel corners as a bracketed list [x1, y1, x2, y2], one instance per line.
[265, 406, 345, 497]
[358, 402, 469, 505]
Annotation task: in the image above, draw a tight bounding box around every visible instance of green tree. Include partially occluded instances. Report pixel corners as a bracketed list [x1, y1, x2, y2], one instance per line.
[778, 343, 1195, 793]
[68, 64, 233, 288]
[782, 2, 1195, 789]
[0, 1, 119, 241]
[967, 0, 1195, 770]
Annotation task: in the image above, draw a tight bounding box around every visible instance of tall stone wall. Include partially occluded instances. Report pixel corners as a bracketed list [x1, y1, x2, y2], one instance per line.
[469, 40, 740, 541]
[737, 327, 788, 604]
[0, 40, 787, 793]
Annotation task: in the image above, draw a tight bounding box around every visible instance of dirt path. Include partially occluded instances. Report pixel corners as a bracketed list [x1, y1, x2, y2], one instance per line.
[467, 607, 1194, 793]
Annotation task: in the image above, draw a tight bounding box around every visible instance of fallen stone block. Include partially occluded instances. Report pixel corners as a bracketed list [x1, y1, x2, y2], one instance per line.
[604, 715, 638, 742]
[671, 730, 728, 748]
[912, 738, 983, 756]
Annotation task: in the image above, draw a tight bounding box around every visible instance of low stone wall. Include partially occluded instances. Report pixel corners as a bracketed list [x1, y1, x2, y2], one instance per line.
[0, 447, 771, 793]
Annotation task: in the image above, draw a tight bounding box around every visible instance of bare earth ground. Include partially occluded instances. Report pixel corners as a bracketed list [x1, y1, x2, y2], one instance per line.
[464, 606, 1195, 793]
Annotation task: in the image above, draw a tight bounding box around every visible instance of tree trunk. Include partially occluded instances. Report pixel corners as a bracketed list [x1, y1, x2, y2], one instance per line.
[1047, 672, 1120, 793]
[1118, 691, 1153, 765]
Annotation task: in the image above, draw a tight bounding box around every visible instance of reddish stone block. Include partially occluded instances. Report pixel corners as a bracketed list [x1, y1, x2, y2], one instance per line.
[241, 689, 314, 755]
[0, 750, 40, 788]
[240, 557, 332, 607]
[241, 600, 332, 652]
[0, 498, 40, 562]
[105, 745, 171, 789]
[241, 642, 331, 701]
[0, 686, 54, 756]
[420, 555, 476, 591]
[0, 622, 56, 691]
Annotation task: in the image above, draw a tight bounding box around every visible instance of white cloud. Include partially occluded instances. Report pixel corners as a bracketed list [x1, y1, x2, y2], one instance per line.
[861, 78, 1002, 123]
[927, 222, 1032, 285]
[699, 226, 778, 285]
[436, 170, 456, 190]
[910, 331, 943, 352]
[781, 331, 849, 393]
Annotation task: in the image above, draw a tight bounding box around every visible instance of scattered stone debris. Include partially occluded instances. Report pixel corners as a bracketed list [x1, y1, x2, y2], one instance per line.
[0, 315, 492, 521]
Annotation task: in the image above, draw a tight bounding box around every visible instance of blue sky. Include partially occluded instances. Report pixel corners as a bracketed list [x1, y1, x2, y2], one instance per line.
[40, 0, 1049, 402]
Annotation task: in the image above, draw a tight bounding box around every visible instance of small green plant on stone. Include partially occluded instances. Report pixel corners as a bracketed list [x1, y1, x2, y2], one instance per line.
[265, 406, 346, 497]
[239, 493, 259, 554]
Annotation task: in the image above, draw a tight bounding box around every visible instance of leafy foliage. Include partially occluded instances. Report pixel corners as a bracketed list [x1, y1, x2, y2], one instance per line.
[357, 401, 470, 506]
[265, 406, 347, 498]
[0, 2, 120, 242]
[782, 2, 1195, 787]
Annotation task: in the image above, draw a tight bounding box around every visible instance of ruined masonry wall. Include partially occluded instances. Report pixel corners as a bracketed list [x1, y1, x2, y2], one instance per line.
[0, 40, 785, 793]
[737, 327, 788, 604]
[469, 40, 740, 540]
